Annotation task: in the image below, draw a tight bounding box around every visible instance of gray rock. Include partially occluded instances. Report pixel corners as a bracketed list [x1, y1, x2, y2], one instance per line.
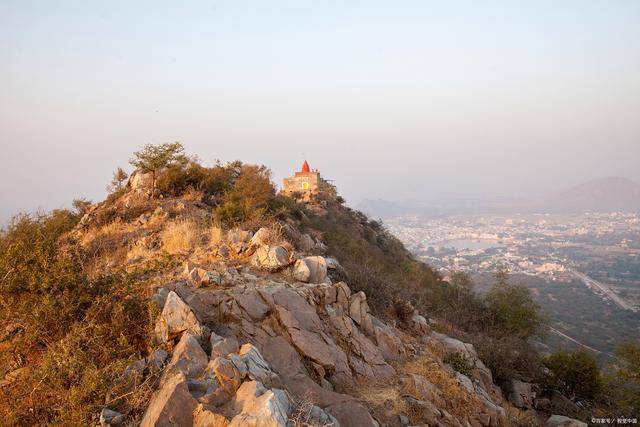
[238, 343, 278, 384]
[166, 331, 208, 379]
[303, 405, 340, 426]
[211, 337, 240, 359]
[249, 227, 271, 248]
[545, 415, 587, 427]
[409, 312, 430, 335]
[140, 372, 198, 427]
[148, 348, 169, 372]
[229, 382, 290, 427]
[122, 358, 146, 383]
[252, 245, 290, 271]
[293, 256, 327, 284]
[509, 379, 535, 409]
[456, 372, 475, 394]
[154, 291, 202, 343]
[100, 408, 125, 426]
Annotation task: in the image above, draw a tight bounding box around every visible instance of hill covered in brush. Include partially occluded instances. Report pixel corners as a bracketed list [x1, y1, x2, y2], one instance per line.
[1, 143, 637, 426]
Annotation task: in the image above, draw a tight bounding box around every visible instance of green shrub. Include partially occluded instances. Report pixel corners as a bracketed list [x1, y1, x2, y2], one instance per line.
[444, 352, 473, 376]
[216, 164, 276, 226]
[0, 211, 155, 424]
[156, 161, 233, 197]
[485, 278, 547, 340]
[544, 350, 603, 399]
[474, 335, 543, 385]
[602, 343, 640, 415]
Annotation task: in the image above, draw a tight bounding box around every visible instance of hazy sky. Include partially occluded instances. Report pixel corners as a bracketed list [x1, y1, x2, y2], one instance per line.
[1, 0, 639, 220]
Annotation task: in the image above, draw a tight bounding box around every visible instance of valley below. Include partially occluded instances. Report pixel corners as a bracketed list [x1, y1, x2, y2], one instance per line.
[385, 212, 640, 360]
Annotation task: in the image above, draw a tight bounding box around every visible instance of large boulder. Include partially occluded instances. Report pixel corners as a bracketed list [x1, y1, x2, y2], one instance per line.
[238, 344, 279, 385]
[140, 372, 198, 427]
[249, 227, 271, 249]
[210, 335, 241, 360]
[348, 291, 369, 326]
[545, 415, 587, 427]
[373, 320, 402, 362]
[155, 291, 202, 343]
[128, 170, 154, 192]
[292, 256, 328, 284]
[193, 404, 228, 427]
[166, 331, 208, 379]
[509, 379, 536, 409]
[228, 229, 253, 254]
[251, 246, 290, 271]
[207, 357, 244, 395]
[229, 381, 290, 427]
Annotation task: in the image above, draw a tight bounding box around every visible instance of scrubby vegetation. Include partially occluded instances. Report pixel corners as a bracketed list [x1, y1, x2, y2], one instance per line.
[298, 201, 547, 385]
[1, 143, 637, 424]
[543, 350, 603, 399]
[0, 211, 157, 424]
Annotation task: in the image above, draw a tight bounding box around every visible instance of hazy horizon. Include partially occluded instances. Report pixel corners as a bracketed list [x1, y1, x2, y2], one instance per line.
[2, 1, 639, 221]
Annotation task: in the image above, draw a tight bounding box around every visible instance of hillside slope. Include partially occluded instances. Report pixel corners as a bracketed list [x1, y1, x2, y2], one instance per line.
[71, 175, 513, 426]
[0, 155, 598, 426]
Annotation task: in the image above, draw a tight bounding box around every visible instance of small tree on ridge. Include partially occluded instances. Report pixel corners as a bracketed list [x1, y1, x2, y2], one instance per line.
[129, 142, 187, 198]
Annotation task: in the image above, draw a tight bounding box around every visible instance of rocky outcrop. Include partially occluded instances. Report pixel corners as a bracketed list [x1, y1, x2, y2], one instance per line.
[154, 291, 203, 343]
[109, 222, 522, 426]
[546, 415, 588, 427]
[228, 229, 253, 255]
[509, 379, 536, 409]
[251, 246, 290, 271]
[292, 256, 328, 283]
[127, 170, 154, 193]
[140, 321, 338, 426]
[140, 372, 198, 427]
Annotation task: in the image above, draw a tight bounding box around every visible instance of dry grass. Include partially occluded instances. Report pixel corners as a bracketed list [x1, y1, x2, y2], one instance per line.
[127, 242, 157, 262]
[78, 220, 141, 272]
[354, 381, 409, 422]
[288, 398, 338, 426]
[401, 355, 485, 422]
[161, 219, 199, 255]
[208, 225, 226, 246]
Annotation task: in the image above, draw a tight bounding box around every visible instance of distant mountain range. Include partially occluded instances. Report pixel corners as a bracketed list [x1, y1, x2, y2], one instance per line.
[359, 177, 640, 218]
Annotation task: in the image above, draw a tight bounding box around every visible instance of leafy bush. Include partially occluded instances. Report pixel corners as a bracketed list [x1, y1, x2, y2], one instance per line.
[474, 335, 543, 385]
[0, 211, 155, 424]
[444, 352, 473, 376]
[156, 161, 234, 197]
[216, 164, 276, 226]
[485, 278, 547, 340]
[129, 142, 188, 198]
[543, 350, 603, 399]
[603, 343, 640, 415]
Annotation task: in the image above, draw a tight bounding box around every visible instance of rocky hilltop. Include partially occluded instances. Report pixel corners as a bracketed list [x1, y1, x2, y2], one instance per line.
[81, 171, 514, 427]
[1, 153, 596, 426]
[74, 164, 587, 427]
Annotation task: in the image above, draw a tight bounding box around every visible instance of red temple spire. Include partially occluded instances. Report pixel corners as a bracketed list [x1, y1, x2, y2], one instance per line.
[301, 160, 310, 173]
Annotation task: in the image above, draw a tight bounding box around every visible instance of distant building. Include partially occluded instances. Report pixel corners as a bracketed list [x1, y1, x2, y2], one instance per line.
[282, 160, 326, 198]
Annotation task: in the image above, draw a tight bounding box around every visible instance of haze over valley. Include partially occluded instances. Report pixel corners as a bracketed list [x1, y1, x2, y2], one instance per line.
[377, 179, 640, 360]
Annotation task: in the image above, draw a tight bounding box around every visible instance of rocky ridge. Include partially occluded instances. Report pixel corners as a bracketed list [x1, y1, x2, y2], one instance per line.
[74, 178, 587, 426]
[97, 223, 520, 426]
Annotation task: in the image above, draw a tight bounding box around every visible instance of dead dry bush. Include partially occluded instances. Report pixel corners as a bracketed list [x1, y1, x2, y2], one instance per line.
[288, 399, 337, 426]
[400, 354, 485, 422]
[208, 225, 226, 246]
[160, 219, 200, 255]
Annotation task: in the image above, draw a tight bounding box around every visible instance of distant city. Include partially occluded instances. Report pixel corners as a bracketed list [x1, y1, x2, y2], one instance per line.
[385, 212, 640, 357]
[386, 212, 640, 311]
